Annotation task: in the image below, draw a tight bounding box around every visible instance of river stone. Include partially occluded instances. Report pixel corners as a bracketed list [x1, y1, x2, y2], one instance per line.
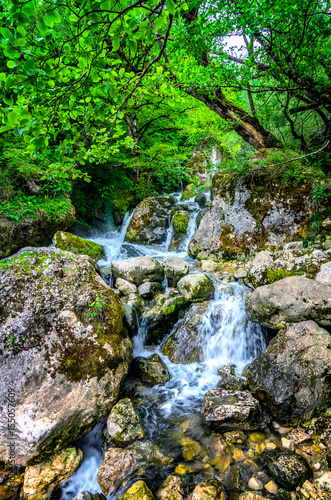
[217, 365, 248, 391]
[315, 261, 331, 286]
[123, 303, 138, 335]
[196, 208, 208, 229]
[157, 474, 186, 500]
[259, 449, 313, 489]
[315, 472, 331, 492]
[201, 389, 271, 431]
[177, 274, 214, 302]
[199, 260, 218, 272]
[195, 192, 207, 209]
[131, 353, 170, 386]
[22, 447, 83, 500]
[125, 196, 175, 245]
[106, 398, 144, 443]
[164, 257, 189, 287]
[53, 231, 104, 261]
[246, 320, 331, 422]
[161, 302, 210, 364]
[138, 281, 164, 299]
[239, 494, 269, 500]
[72, 493, 106, 500]
[115, 278, 138, 295]
[126, 293, 144, 314]
[187, 479, 226, 500]
[111, 256, 164, 285]
[119, 480, 154, 500]
[246, 276, 331, 328]
[0, 247, 132, 466]
[97, 442, 173, 495]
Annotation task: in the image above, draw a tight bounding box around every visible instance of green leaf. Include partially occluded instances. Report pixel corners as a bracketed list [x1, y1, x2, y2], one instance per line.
[8, 111, 19, 126]
[165, 0, 176, 14]
[7, 60, 16, 68]
[112, 36, 120, 51]
[0, 125, 12, 133]
[48, 9, 61, 23]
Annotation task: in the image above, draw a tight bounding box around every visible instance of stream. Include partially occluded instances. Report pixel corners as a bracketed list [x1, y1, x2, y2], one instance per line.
[61, 191, 266, 500]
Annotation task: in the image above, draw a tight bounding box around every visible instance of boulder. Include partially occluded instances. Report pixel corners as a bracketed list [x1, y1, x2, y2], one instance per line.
[0, 247, 132, 466]
[188, 159, 312, 260]
[194, 192, 207, 209]
[246, 276, 331, 328]
[125, 196, 175, 245]
[180, 185, 196, 202]
[177, 274, 214, 302]
[217, 365, 248, 391]
[125, 293, 144, 315]
[131, 354, 170, 386]
[259, 449, 313, 489]
[138, 281, 164, 300]
[22, 447, 83, 500]
[196, 208, 208, 229]
[106, 398, 144, 443]
[161, 302, 210, 364]
[187, 479, 226, 500]
[97, 442, 173, 495]
[201, 389, 271, 431]
[315, 261, 331, 286]
[157, 474, 186, 500]
[53, 231, 104, 261]
[164, 257, 189, 287]
[111, 256, 164, 285]
[169, 212, 190, 251]
[119, 481, 154, 500]
[115, 278, 138, 295]
[123, 303, 138, 335]
[246, 321, 331, 422]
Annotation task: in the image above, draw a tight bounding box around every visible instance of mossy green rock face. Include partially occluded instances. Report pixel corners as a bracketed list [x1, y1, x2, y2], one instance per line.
[0, 247, 132, 466]
[53, 231, 104, 261]
[22, 447, 83, 500]
[246, 321, 331, 423]
[169, 212, 190, 251]
[106, 398, 144, 443]
[119, 481, 155, 500]
[0, 198, 75, 259]
[131, 353, 170, 385]
[177, 274, 214, 302]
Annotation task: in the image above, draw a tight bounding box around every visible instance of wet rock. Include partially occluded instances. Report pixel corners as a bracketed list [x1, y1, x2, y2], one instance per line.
[121, 243, 145, 258]
[161, 302, 210, 364]
[97, 442, 173, 495]
[315, 472, 331, 492]
[246, 321, 331, 422]
[53, 231, 104, 261]
[115, 278, 138, 295]
[223, 430, 247, 445]
[111, 256, 164, 285]
[201, 389, 271, 431]
[125, 196, 175, 245]
[246, 276, 331, 328]
[123, 303, 138, 335]
[164, 257, 189, 287]
[72, 493, 106, 500]
[187, 479, 226, 500]
[22, 447, 83, 500]
[199, 260, 218, 273]
[106, 398, 144, 443]
[239, 493, 269, 500]
[169, 212, 190, 251]
[157, 474, 186, 500]
[0, 463, 24, 500]
[126, 293, 144, 314]
[138, 281, 164, 300]
[315, 261, 331, 286]
[217, 364, 248, 391]
[131, 354, 170, 386]
[286, 428, 311, 445]
[180, 185, 196, 202]
[119, 480, 155, 499]
[264, 480, 278, 495]
[259, 449, 313, 489]
[196, 208, 208, 229]
[177, 274, 214, 302]
[0, 248, 132, 466]
[248, 477, 263, 490]
[223, 462, 257, 493]
[195, 192, 207, 209]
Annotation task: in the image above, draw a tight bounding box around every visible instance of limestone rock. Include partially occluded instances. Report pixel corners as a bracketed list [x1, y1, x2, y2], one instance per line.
[123, 303, 138, 335]
[217, 365, 248, 391]
[315, 472, 331, 492]
[126, 293, 144, 315]
[259, 449, 313, 489]
[125, 196, 175, 245]
[199, 260, 218, 273]
[119, 481, 155, 500]
[177, 274, 214, 302]
[246, 321, 331, 422]
[22, 447, 83, 500]
[131, 354, 170, 386]
[111, 256, 164, 285]
[164, 257, 189, 287]
[106, 398, 144, 443]
[115, 278, 138, 295]
[138, 281, 164, 300]
[53, 231, 105, 261]
[0, 248, 132, 466]
[157, 474, 186, 500]
[315, 261, 331, 286]
[187, 479, 226, 500]
[201, 389, 271, 431]
[246, 276, 331, 328]
[161, 302, 210, 364]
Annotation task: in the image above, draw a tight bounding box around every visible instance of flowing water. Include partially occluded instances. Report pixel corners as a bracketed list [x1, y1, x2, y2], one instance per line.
[61, 191, 266, 499]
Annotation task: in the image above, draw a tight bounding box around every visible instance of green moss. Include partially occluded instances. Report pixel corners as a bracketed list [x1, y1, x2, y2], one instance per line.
[126, 229, 137, 242]
[163, 296, 186, 315]
[172, 211, 189, 234]
[53, 231, 104, 260]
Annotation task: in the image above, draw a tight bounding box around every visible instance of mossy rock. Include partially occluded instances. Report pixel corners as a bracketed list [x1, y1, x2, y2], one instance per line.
[171, 211, 189, 234]
[119, 481, 155, 500]
[53, 231, 105, 261]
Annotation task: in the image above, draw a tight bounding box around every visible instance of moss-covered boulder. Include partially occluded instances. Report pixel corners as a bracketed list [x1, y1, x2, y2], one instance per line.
[131, 353, 170, 386]
[177, 274, 214, 302]
[0, 198, 75, 259]
[22, 447, 83, 500]
[125, 196, 175, 245]
[169, 212, 190, 251]
[180, 184, 196, 202]
[119, 481, 155, 500]
[0, 247, 132, 466]
[53, 231, 104, 261]
[106, 398, 144, 443]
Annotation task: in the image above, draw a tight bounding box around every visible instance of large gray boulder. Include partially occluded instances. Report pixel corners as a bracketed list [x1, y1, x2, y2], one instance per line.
[164, 257, 189, 287]
[316, 261, 331, 286]
[246, 321, 331, 422]
[177, 274, 214, 302]
[111, 256, 164, 285]
[246, 276, 331, 328]
[0, 247, 132, 466]
[125, 196, 175, 245]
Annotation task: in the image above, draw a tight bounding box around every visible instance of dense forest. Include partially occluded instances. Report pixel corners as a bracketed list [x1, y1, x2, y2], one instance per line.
[0, 0, 330, 230]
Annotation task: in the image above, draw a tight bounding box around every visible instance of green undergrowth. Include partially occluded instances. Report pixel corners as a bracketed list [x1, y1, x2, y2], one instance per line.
[0, 194, 73, 223]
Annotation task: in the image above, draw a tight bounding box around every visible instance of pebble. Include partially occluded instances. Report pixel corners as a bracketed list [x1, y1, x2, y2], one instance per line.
[313, 463, 321, 470]
[265, 480, 278, 495]
[248, 477, 263, 491]
[287, 428, 311, 445]
[233, 448, 245, 462]
[278, 426, 291, 435]
[281, 437, 294, 450]
[265, 442, 277, 451]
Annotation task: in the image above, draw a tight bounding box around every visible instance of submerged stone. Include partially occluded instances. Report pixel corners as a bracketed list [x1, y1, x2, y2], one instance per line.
[187, 479, 226, 500]
[106, 398, 144, 443]
[259, 449, 313, 489]
[119, 481, 154, 500]
[131, 353, 170, 386]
